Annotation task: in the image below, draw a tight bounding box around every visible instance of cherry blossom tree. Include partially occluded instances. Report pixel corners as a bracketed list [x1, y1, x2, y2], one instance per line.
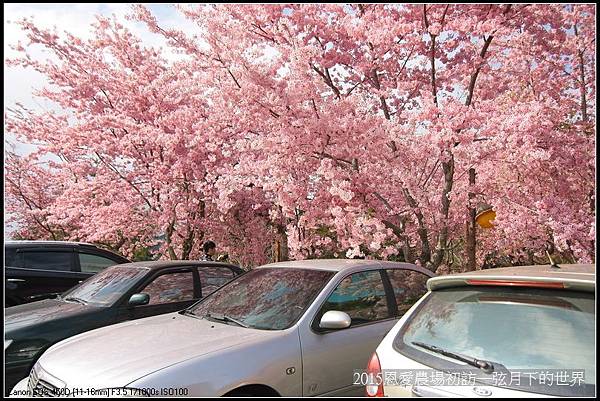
[5, 150, 70, 241]
[6, 4, 595, 269]
[5, 15, 274, 264]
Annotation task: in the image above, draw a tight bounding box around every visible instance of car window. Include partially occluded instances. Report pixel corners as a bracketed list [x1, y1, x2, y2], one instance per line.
[21, 251, 72, 271]
[79, 253, 118, 273]
[395, 287, 596, 395]
[320, 270, 389, 326]
[141, 271, 195, 305]
[190, 268, 334, 330]
[198, 266, 235, 296]
[62, 265, 148, 306]
[386, 269, 429, 317]
[5, 248, 19, 267]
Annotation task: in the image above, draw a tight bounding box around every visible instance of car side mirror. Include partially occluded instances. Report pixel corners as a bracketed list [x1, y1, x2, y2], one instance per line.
[128, 293, 150, 306]
[319, 310, 351, 330]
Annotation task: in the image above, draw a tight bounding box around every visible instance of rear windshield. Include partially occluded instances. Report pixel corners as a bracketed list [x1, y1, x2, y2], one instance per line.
[394, 286, 595, 396]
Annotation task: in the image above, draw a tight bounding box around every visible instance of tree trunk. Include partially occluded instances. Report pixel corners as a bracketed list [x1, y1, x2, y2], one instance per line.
[180, 230, 195, 260]
[165, 219, 178, 260]
[274, 223, 289, 262]
[466, 167, 477, 270]
[574, 25, 588, 123]
[431, 155, 455, 273]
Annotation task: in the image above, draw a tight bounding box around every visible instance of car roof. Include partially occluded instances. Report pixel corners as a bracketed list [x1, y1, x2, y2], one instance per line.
[427, 264, 595, 292]
[5, 240, 130, 261]
[114, 260, 243, 273]
[5, 240, 98, 247]
[257, 259, 433, 275]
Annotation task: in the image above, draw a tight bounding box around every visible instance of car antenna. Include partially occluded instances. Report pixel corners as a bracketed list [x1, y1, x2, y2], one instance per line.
[546, 250, 560, 269]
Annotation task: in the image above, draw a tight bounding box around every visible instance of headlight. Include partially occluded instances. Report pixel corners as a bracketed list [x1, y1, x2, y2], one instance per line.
[5, 340, 47, 361]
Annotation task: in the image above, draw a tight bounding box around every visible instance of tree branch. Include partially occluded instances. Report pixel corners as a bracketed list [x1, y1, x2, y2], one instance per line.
[94, 151, 156, 211]
[311, 64, 341, 99]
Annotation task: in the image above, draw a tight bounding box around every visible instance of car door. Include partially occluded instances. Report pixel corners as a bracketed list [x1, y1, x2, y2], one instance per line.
[126, 267, 200, 320]
[10, 248, 87, 303]
[298, 269, 399, 397]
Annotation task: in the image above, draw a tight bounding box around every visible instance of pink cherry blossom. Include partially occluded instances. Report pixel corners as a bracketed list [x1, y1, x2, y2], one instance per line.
[5, 4, 595, 270]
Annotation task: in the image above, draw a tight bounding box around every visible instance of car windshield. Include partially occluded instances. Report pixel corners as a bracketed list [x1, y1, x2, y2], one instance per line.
[395, 286, 595, 396]
[189, 267, 334, 330]
[61, 265, 149, 307]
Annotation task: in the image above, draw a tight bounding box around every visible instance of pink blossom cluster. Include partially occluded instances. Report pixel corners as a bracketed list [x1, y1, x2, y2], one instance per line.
[5, 4, 595, 269]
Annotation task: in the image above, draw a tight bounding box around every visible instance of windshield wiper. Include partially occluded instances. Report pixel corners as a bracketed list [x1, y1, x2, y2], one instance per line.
[412, 341, 495, 373]
[63, 296, 88, 305]
[204, 312, 249, 328]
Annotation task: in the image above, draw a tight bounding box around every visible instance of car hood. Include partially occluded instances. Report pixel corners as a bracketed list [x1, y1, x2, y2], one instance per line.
[5, 299, 100, 333]
[37, 312, 278, 388]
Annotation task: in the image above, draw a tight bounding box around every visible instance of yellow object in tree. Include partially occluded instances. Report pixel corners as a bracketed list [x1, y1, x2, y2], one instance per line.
[476, 209, 496, 229]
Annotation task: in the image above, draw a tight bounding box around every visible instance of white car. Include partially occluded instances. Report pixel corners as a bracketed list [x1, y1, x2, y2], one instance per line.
[366, 263, 595, 397]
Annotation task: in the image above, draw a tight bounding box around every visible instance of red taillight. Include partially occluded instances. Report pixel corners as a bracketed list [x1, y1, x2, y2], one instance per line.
[365, 352, 384, 397]
[466, 279, 565, 289]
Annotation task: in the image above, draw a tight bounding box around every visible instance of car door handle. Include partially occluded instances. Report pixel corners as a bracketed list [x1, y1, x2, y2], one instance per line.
[7, 279, 26, 282]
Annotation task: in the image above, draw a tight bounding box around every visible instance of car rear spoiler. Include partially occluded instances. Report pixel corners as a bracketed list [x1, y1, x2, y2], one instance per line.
[427, 275, 595, 293]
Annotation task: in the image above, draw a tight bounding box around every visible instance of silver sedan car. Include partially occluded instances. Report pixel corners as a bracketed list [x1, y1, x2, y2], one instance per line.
[11, 259, 434, 397]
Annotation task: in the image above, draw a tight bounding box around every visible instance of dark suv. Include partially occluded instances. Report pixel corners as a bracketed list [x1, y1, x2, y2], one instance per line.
[5, 241, 130, 307]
